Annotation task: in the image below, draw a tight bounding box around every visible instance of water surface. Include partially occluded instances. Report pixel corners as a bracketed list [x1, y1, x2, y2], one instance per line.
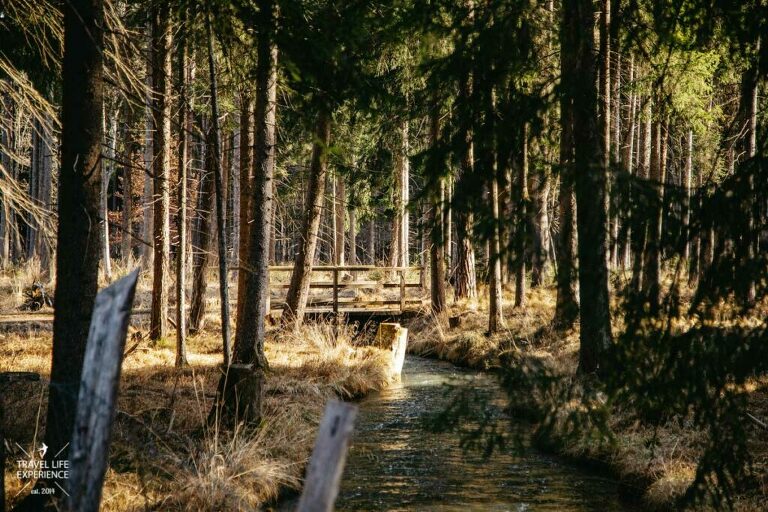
[335, 356, 631, 511]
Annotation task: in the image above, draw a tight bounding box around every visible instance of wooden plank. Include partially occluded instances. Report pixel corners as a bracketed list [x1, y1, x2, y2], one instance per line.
[66, 269, 140, 512]
[296, 400, 358, 512]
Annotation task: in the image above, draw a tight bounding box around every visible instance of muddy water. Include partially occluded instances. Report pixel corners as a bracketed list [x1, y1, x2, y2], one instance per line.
[335, 356, 631, 511]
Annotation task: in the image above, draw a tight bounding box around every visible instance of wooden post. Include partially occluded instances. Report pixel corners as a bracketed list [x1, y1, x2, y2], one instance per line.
[296, 400, 358, 512]
[66, 269, 140, 512]
[332, 267, 339, 316]
[399, 269, 406, 313]
[0, 372, 40, 512]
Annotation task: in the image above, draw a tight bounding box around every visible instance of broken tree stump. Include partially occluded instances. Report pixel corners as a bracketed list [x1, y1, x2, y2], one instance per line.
[375, 322, 409, 376]
[66, 269, 139, 512]
[296, 400, 358, 512]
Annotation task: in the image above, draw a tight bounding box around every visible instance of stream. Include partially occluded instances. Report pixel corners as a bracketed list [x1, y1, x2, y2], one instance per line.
[334, 356, 632, 511]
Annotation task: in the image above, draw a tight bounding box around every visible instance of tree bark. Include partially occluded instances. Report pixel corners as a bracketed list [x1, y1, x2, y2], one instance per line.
[44, 0, 104, 489]
[149, 3, 171, 341]
[236, 94, 254, 324]
[205, 9, 232, 366]
[175, 6, 189, 367]
[334, 172, 346, 265]
[101, 102, 117, 281]
[233, 0, 276, 374]
[189, 129, 215, 333]
[282, 110, 331, 329]
[515, 123, 529, 308]
[643, 118, 664, 313]
[120, 122, 133, 262]
[567, 0, 612, 373]
[554, 1, 579, 328]
[428, 108, 447, 314]
[141, 23, 154, 270]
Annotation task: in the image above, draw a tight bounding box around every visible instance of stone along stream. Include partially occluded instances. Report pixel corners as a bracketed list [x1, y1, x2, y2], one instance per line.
[334, 356, 632, 511]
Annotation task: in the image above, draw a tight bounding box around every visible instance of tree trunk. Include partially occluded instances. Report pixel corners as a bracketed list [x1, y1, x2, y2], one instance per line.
[348, 204, 357, 265]
[149, 3, 171, 341]
[282, 110, 331, 329]
[141, 25, 154, 270]
[554, 3, 579, 329]
[529, 168, 551, 288]
[236, 94, 254, 324]
[101, 102, 117, 281]
[488, 168, 504, 333]
[233, 0, 276, 375]
[515, 123, 529, 308]
[400, 121, 410, 268]
[631, 98, 652, 294]
[368, 217, 375, 264]
[682, 129, 693, 263]
[205, 9, 232, 366]
[45, 0, 104, 486]
[643, 118, 664, 313]
[620, 56, 636, 269]
[120, 123, 133, 262]
[334, 172, 346, 265]
[567, 0, 612, 373]
[189, 129, 215, 333]
[429, 109, 446, 314]
[175, 6, 189, 367]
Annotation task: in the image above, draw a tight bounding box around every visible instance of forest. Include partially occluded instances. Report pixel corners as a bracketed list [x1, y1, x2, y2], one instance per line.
[0, 0, 767, 510]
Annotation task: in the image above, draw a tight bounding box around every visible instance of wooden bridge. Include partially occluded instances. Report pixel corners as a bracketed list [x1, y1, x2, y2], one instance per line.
[0, 265, 427, 331]
[268, 265, 426, 316]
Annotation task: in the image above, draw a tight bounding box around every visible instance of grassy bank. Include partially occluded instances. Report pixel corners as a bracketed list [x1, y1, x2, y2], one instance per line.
[2, 320, 393, 510]
[407, 285, 768, 511]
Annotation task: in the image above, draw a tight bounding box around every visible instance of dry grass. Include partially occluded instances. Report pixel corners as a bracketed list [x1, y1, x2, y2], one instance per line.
[2, 319, 394, 511]
[407, 282, 768, 511]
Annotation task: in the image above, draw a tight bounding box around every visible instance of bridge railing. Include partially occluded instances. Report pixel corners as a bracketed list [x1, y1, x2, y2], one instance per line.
[268, 265, 425, 314]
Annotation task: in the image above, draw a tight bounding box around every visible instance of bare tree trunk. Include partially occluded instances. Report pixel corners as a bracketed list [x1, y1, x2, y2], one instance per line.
[233, 0, 276, 367]
[348, 204, 357, 265]
[631, 98, 652, 294]
[236, 94, 253, 323]
[568, 0, 612, 373]
[554, 5, 579, 328]
[120, 123, 133, 262]
[175, 6, 189, 367]
[189, 129, 214, 333]
[529, 168, 551, 288]
[454, 126, 477, 300]
[515, 123, 529, 308]
[620, 56, 636, 269]
[401, 121, 410, 268]
[282, 110, 331, 329]
[149, 3, 171, 341]
[101, 101, 117, 281]
[488, 169, 503, 332]
[643, 118, 664, 313]
[141, 25, 154, 270]
[334, 172, 346, 265]
[682, 129, 693, 263]
[205, 9, 232, 366]
[45, 0, 104, 483]
[368, 217, 375, 264]
[429, 109, 446, 314]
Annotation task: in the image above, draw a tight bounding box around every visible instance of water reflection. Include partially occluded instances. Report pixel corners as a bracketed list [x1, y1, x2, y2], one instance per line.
[336, 356, 632, 511]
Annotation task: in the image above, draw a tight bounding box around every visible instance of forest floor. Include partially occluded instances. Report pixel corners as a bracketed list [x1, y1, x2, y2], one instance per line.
[0, 262, 397, 511]
[407, 282, 768, 511]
